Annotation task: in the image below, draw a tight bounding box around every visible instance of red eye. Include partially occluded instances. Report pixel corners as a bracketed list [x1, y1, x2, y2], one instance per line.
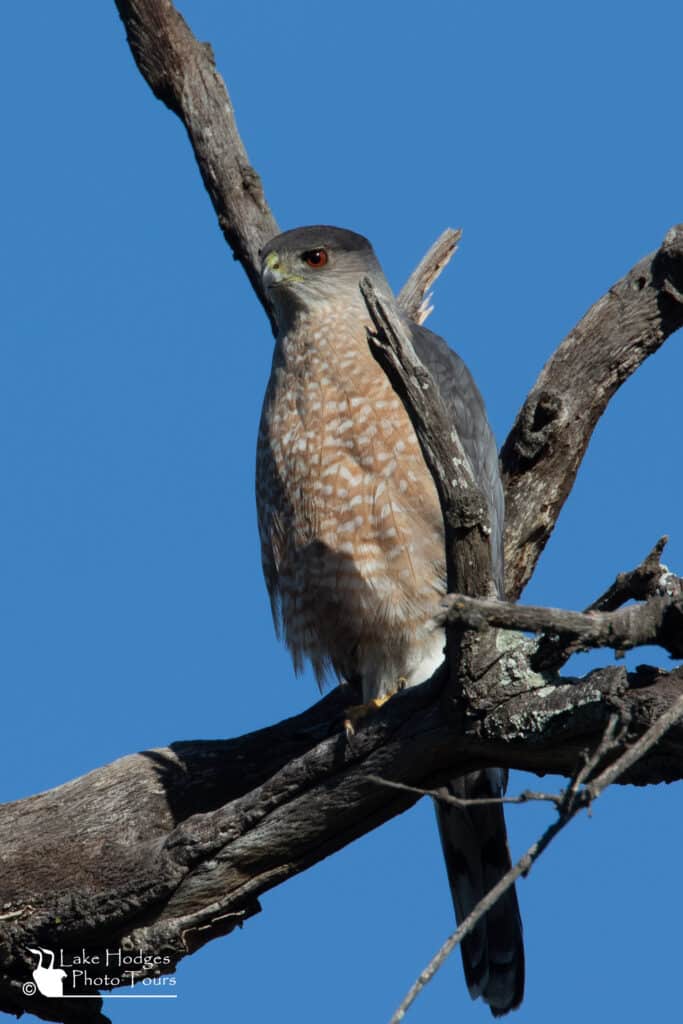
[301, 249, 328, 268]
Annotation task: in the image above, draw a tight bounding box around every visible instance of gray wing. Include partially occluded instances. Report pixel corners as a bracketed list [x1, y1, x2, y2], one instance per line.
[408, 321, 524, 1014]
[408, 320, 505, 598]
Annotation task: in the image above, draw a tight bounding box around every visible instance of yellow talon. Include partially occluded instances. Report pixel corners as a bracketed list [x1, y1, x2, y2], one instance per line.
[343, 678, 407, 737]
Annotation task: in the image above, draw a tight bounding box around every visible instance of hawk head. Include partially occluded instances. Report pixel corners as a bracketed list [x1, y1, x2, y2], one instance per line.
[260, 225, 387, 330]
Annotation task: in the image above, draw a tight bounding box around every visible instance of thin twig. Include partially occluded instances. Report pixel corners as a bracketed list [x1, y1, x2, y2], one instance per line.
[389, 696, 683, 1023]
[367, 775, 562, 808]
[0, 907, 30, 921]
[565, 714, 622, 803]
[389, 803, 570, 1023]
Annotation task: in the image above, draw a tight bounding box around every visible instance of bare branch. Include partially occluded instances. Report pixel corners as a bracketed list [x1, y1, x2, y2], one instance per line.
[566, 713, 622, 796]
[112, 3, 460, 336]
[533, 537, 683, 669]
[360, 276, 498, 708]
[442, 588, 683, 659]
[2, 659, 679, 1019]
[586, 693, 683, 797]
[502, 225, 683, 600]
[588, 537, 678, 611]
[360, 278, 492, 598]
[114, 0, 279, 319]
[396, 228, 462, 324]
[389, 698, 683, 1023]
[3, 659, 683, 1022]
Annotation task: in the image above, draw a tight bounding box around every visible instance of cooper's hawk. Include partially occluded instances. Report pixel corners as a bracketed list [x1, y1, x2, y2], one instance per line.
[256, 226, 524, 1015]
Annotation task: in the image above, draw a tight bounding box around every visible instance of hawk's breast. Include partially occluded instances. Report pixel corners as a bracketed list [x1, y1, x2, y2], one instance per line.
[256, 302, 446, 691]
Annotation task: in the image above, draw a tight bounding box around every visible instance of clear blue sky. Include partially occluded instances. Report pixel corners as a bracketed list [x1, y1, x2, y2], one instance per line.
[2, 2, 682, 1022]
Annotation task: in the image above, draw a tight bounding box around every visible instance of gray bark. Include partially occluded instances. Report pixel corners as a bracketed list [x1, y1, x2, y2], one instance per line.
[2, 660, 683, 1023]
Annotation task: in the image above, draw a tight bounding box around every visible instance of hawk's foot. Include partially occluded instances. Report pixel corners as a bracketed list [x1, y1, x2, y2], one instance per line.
[343, 678, 407, 738]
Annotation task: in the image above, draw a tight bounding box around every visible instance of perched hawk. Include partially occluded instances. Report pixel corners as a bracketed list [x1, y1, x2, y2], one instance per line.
[255, 226, 524, 1015]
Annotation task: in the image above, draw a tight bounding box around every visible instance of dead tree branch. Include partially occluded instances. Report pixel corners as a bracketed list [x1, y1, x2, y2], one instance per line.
[533, 536, 683, 669]
[361, 276, 497, 707]
[442, 583, 683, 659]
[586, 536, 680, 611]
[114, 0, 278, 319]
[501, 226, 683, 600]
[360, 279, 493, 599]
[397, 227, 462, 324]
[2, 661, 683, 1023]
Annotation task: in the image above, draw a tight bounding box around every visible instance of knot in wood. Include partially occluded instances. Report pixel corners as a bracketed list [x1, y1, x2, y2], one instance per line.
[239, 162, 267, 207]
[513, 389, 562, 464]
[447, 491, 489, 532]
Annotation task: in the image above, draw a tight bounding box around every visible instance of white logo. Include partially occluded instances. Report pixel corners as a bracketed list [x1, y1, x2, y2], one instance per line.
[27, 948, 66, 997]
[23, 945, 178, 1000]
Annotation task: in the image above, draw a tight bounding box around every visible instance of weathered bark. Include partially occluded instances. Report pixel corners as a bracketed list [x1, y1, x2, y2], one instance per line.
[361, 278, 493, 599]
[396, 228, 462, 324]
[360, 276, 497, 704]
[2, 660, 683, 1023]
[501, 225, 683, 599]
[444, 589, 683, 660]
[114, 0, 278, 322]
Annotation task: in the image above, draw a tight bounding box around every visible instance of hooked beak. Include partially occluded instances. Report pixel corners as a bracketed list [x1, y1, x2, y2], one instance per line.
[262, 250, 302, 290]
[262, 250, 285, 289]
